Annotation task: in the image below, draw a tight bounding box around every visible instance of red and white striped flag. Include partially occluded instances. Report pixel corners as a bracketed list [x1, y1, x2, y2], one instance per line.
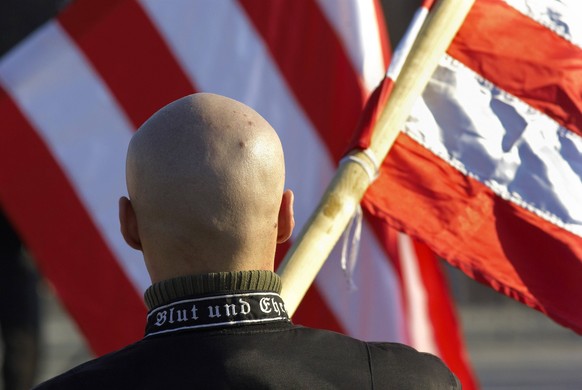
[0, 0, 476, 388]
[359, 0, 582, 335]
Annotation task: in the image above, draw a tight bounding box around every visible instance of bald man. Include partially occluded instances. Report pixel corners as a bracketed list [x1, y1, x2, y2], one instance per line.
[35, 93, 460, 389]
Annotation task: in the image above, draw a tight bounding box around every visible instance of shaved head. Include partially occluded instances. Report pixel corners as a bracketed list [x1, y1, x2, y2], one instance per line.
[120, 93, 294, 283]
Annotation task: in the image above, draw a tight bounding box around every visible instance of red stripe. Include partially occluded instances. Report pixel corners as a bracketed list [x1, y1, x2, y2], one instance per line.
[364, 134, 582, 333]
[238, 0, 368, 162]
[58, 0, 194, 127]
[412, 240, 478, 390]
[0, 87, 146, 355]
[449, 0, 582, 137]
[422, 0, 437, 9]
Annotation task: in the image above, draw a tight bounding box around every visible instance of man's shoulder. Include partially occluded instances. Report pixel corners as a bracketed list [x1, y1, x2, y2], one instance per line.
[33, 342, 143, 390]
[288, 326, 459, 388]
[34, 326, 460, 389]
[366, 341, 461, 389]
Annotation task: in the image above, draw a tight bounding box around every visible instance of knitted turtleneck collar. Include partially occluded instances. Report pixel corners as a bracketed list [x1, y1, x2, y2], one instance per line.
[144, 270, 282, 310]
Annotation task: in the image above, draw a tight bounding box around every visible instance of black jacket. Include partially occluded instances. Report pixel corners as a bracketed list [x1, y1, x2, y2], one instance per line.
[35, 271, 460, 389]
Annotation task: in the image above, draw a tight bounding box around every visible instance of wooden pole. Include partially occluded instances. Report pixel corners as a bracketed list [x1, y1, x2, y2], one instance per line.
[277, 0, 475, 315]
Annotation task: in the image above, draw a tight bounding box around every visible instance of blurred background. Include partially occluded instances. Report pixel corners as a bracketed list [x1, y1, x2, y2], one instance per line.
[0, 1, 581, 389]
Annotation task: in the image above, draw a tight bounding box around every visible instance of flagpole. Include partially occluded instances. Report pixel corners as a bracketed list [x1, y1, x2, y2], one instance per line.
[277, 0, 475, 316]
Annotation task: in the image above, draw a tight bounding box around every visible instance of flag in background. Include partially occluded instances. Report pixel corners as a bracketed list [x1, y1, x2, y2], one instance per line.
[0, 0, 476, 388]
[357, 0, 582, 334]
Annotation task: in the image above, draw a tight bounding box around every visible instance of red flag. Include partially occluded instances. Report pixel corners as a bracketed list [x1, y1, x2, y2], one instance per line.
[360, 0, 582, 334]
[0, 0, 476, 387]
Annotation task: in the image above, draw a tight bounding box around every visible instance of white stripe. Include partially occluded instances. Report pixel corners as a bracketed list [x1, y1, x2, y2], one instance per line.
[406, 55, 582, 237]
[398, 234, 438, 354]
[503, 0, 582, 48]
[0, 22, 150, 293]
[387, 6, 429, 80]
[140, 0, 408, 342]
[317, 222, 408, 342]
[316, 0, 386, 91]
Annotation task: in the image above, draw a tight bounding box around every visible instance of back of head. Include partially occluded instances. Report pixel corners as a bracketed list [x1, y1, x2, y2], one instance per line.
[124, 93, 288, 282]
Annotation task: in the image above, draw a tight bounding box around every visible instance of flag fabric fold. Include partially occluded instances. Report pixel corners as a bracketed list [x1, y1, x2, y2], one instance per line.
[0, 0, 476, 388]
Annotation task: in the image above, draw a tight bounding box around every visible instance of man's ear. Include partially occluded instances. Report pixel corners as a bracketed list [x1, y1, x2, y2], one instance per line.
[119, 196, 143, 251]
[277, 189, 295, 244]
